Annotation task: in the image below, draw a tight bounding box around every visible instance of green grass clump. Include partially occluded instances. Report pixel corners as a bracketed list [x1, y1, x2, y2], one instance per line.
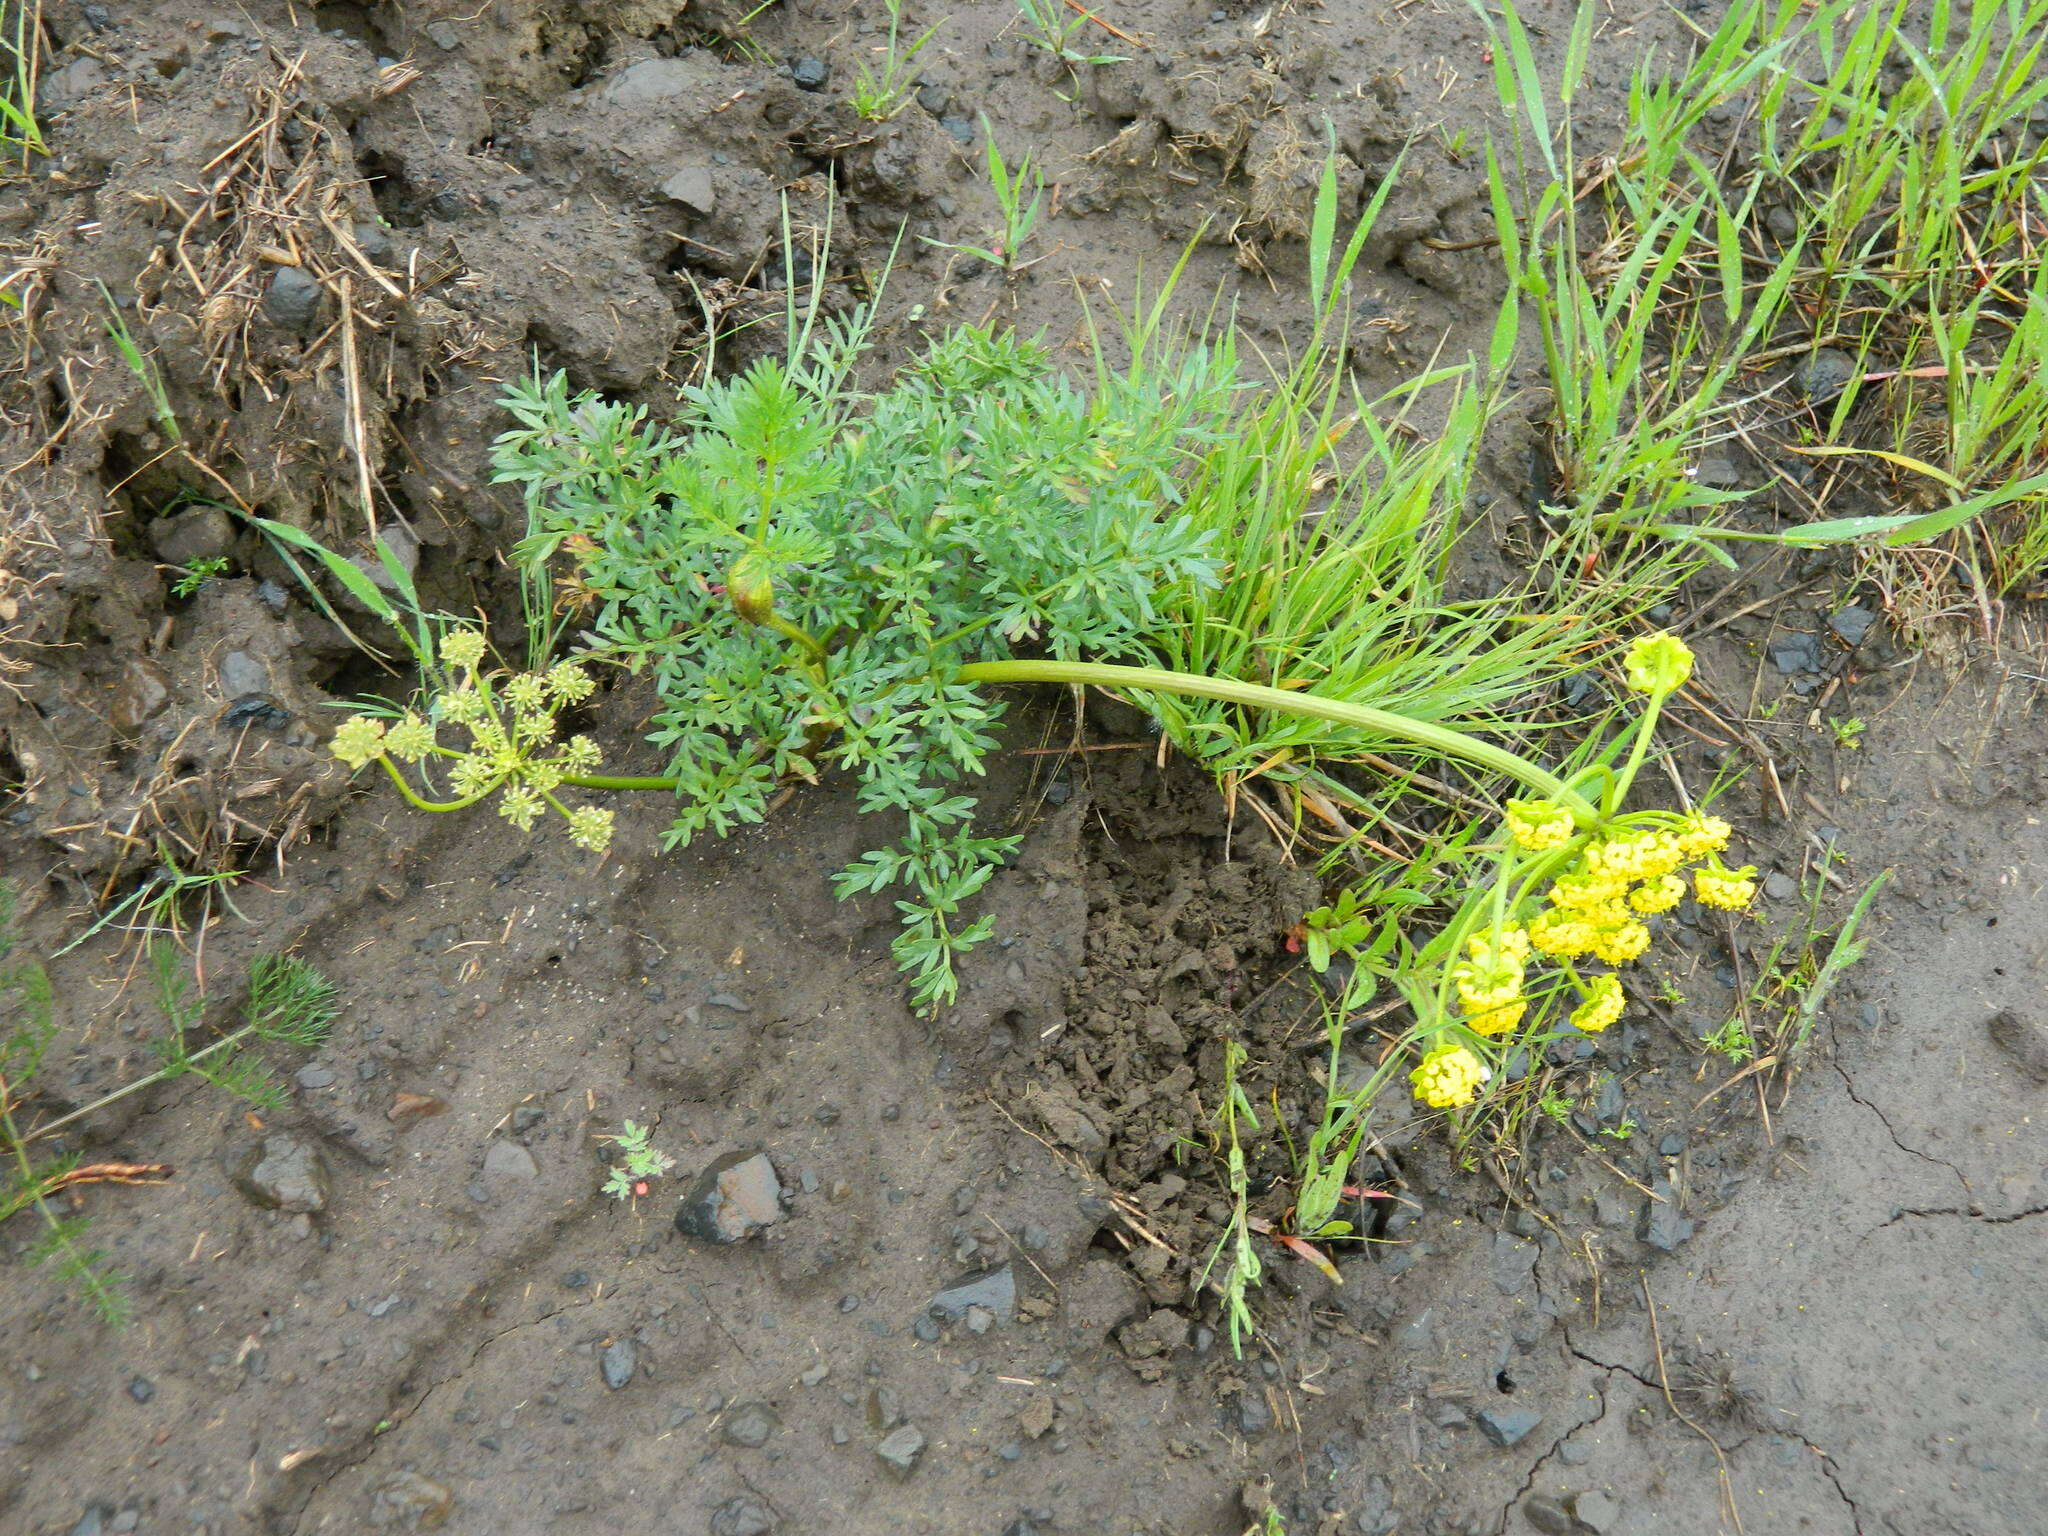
[1484, 0, 2048, 606]
[846, 0, 942, 122]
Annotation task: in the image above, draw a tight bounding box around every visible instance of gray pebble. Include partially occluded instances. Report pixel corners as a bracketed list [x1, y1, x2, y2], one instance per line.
[722, 1401, 780, 1448]
[126, 1377, 155, 1403]
[790, 57, 829, 90]
[875, 1423, 926, 1478]
[600, 1338, 637, 1390]
[262, 266, 321, 332]
[709, 1496, 776, 1536]
[1472, 1405, 1543, 1447]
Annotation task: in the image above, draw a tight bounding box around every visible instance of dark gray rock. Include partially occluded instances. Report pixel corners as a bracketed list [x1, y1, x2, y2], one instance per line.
[67, 1508, 110, 1536]
[217, 650, 268, 697]
[709, 1498, 776, 1536]
[235, 1135, 330, 1214]
[875, 1423, 926, 1478]
[600, 1338, 636, 1390]
[1490, 1234, 1538, 1296]
[1355, 1474, 1397, 1534]
[1639, 1180, 1695, 1251]
[150, 505, 234, 568]
[296, 1065, 335, 1090]
[675, 1151, 782, 1243]
[1472, 1405, 1544, 1447]
[929, 1264, 1016, 1326]
[126, 1377, 155, 1404]
[1764, 871, 1797, 901]
[353, 220, 393, 265]
[262, 266, 322, 332]
[1827, 605, 1876, 645]
[722, 1401, 780, 1448]
[1768, 632, 1823, 675]
[1231, 1390, 1273, 1437]
[1522, 1495, 1577, 1536]
[1792, 346, 1857, 402]
[790, 57, 830, 90]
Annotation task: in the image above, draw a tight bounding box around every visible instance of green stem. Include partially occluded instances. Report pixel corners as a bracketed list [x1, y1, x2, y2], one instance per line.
[1606, 694, 1666, 819]
[561, 772, 680, 791]
[378, 757, 504, 813]
[26, 1028, 252, 1144]
[955, 659, 1602, 823]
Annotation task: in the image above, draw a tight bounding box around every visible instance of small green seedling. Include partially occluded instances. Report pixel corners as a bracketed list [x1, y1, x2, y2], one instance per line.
[1537, 1089, 1573, 1125]
[1702, 1017, 1756, 1064]
[1013, 0, 1125, 80]
[601, 1120, 676, 1201]
[1599, 1115, 1638, 1143]
[847, 0, 943, 122]
[171, 557, 229, 598]
[924, 130, 1048, 275]
[1827, 716, 1866, 750]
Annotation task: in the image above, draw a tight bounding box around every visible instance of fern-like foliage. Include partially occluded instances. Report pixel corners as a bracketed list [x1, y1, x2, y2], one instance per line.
[496, 326, 1238, 1005]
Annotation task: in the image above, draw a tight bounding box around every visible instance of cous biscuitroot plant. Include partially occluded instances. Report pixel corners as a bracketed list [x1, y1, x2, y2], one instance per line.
[338, 164, 1659, 1010]
[1282, 632, 1763, 1235]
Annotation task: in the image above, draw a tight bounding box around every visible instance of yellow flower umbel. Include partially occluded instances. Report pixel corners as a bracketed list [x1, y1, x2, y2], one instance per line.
[1505, 797, 1575, 851]
[328, 625, 619, 854]
[1694, 861, 1758, 911]
[1624, 631, 1694, 696]
[1411, 1044, 1490, 1109]
[1569, 973, 1624, 1033]
[1454, 924, 1529, 1036]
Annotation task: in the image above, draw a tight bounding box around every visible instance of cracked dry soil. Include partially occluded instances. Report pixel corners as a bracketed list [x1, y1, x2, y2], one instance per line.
[2, 1, 2046, 1534]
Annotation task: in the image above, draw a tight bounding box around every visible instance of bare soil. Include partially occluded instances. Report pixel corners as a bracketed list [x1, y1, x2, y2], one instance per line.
[3, 3, 2044, 1535]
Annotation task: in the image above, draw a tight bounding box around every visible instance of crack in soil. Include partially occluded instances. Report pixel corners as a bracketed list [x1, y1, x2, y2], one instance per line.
[1876, 1202, 2048, 1230]
[1829, 1060, 1973, 1198]
[1496, 1376, 1610, 1534]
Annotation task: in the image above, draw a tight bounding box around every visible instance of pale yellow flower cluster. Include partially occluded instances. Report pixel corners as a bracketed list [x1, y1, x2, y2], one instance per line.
[327, 627, 616, 854]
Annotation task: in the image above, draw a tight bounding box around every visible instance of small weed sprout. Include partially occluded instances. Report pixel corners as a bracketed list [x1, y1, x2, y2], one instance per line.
[96, 282, 181, 444]
[1013, 0, 1125, 81]
[601, 1120, 676, 1201]
[1600, 1116, 1638, 1143]
[1827, 717, 1866, 751]
[1537, 1088, 1573, 1125]
[1702, 1017, 1756, 1065]
[924, 130, 1049, 276]
[847, 0, 942, 122]
[170, 556, 229, 598]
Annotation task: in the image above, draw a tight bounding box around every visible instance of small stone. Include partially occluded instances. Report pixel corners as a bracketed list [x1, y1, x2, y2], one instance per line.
[482, 1140, 539, 1181]
[799, 1362, 829, 1387]
[940, 115, 974, 143]
[1522, 1495, 1577, 1536]
[217, 650, 267, 697]
[387, 1091, 447, 1123]
[709, 1498, 776, 1536]
[126, 1377, 155, 1404]
[660, 164, 717, 215]
[675, 1151, 783, 1243]
[262, 265, 322, 332]
[235, 1135, 330, 1214]
[1473, 1405, 1544, 1448]
[373, 1472, 453, 1527]
[1827, 606, 1877, 645]
[296, 1066, 336, 1090]
[1570, 1489, 1622, 1534]
[1639, 1179, 1695, 1252]
[928, 1263, 1016, 1326]
[150, 505, 235, 567]
[1764, 871, 1797, 901]
[353, 220, 394, 264]
[875, 1423, 926, 1478]
[1768, 632, 1823, 675]
[790, 57, 829, 90]
[1018, 1396, 1055, 1440]
[722, 1401, 780, 1448]
[600, 1338, 637, 1390]
[1792, 346, 1857, 402]
[1986, 1010, 2048, 1084]
[511, 1106, 545, 1133]
[1232, 1390, 1273, 1436]
[1490, 1234, 1538, 1296]
[109, 660, 171, 735]
[68, 1510, 108, 1536]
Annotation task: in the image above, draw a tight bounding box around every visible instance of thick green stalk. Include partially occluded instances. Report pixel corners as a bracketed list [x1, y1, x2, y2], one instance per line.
[955, 659, 1601, 822]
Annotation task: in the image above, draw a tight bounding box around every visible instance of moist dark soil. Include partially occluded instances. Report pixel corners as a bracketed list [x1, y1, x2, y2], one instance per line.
[3, 3, 2045, 1535]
